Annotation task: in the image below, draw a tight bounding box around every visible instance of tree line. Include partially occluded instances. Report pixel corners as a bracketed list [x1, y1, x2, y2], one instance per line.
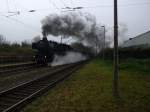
[0, 34, 36, 56]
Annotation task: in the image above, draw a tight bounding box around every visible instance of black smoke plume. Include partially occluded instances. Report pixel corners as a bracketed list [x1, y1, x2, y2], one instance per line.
[41, 12, 104, 48]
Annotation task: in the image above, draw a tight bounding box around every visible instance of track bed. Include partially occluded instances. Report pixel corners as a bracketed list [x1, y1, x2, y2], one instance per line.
[0, 61, 85, 112]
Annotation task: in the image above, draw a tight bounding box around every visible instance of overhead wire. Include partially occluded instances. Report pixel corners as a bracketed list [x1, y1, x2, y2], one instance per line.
[0, 0, 40, 33]
[59, 0, 67, 7]
[1, 1, 150, 33]
[31, 2, 150, 12]
[6, 0, 10, 12]
[48, 0, 60, 11]
[1, 1, 150, 15]
[4, 0, 20, 17]
[70, 0, 74, 7]
[8, 17, 40, 32]
[0, 14, 40, 33]
[15, 1, 29, 11]
[12, 0, 17, 12]
[83, 2, 150, 9]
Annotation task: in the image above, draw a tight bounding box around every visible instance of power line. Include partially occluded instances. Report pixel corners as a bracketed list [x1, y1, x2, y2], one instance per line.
[8, 17, 39, 32]
[70, 0, 74, 7]
[5, 0, 18, 13]
[59, 0, 67, 7]
[6, 11, 20, 17]
[31, 2, 150, 12]
[14, 1, 29, 11]
[48, 0, 60, 11]
[1, 1, 150, 15]
[119, 2, 150, 7]
[11, 0, 17, 12]
[84, 2, 150, 9]
[0, 14, 40, 33]
[6, 0, 10, 12]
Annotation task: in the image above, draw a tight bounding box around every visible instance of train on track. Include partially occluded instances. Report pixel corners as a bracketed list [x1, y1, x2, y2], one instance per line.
[32, 34, 73, 65]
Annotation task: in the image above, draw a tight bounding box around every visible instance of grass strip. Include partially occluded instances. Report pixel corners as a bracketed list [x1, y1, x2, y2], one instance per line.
[23, 59, 150, 112]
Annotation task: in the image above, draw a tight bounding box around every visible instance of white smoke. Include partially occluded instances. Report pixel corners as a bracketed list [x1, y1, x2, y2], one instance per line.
[105, 23, 128, 47]
[51, 52, 87, 66]
[118, 23, 128, 45]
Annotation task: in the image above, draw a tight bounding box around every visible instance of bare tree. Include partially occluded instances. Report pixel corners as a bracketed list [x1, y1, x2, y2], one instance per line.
[0, 34, 6, 45]
[21, 40, 31, 47]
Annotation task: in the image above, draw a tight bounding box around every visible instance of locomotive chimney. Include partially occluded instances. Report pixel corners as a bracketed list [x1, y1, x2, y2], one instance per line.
[42, 30, 47, 39]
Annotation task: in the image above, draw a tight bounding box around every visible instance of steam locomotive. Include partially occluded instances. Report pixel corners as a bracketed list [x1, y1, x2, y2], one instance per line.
[32, 36, 73, 65]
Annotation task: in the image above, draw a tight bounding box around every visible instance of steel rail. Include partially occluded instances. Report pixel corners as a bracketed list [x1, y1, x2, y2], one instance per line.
[0, 63, 41, 76]
[0, 61, 85, 112]
[0, 62, 36, 70]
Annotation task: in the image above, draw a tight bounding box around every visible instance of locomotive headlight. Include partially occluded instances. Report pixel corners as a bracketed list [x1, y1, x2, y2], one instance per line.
[45, 56, 47, 58]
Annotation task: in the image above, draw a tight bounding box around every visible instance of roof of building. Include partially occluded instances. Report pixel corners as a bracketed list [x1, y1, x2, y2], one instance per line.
[122, 31, 150, 47]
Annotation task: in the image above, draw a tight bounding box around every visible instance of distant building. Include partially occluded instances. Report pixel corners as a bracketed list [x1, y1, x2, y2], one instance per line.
[122, 31, 150, 48]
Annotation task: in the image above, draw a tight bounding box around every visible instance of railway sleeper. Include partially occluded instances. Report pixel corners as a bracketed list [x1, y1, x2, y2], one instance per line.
[16, 88, 39, 94]
[0, 97, 20, 103]
[0, 102, 14, 107]
[33, 83, 49, 86]
[10, 92, 30, 97]
[23, 86, 42, 90]
[0, 96, 25, 110]
[0, 65, 36, 72]
[25, 85, 47, 89]
[0, 104, 10, 111]
[27, 81, 50, 87]
[4, 94, 26, 100]
[0, 101, 15, 107]
[31, 82, 50, 87]
[0, 100, 20, 109]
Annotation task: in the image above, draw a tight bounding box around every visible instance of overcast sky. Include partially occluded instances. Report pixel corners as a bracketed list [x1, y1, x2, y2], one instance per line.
[0, 0, 150, 43]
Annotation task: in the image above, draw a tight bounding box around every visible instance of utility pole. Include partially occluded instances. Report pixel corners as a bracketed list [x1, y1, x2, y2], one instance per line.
[101, 26, 105, 60]
[113, 0, 119, 97]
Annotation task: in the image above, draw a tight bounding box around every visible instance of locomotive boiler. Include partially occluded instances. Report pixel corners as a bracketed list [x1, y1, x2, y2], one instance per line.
[32, 35, 73, 65]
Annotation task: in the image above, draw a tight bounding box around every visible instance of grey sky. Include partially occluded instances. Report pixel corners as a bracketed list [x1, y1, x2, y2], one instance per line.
[0, 0, 150, 43]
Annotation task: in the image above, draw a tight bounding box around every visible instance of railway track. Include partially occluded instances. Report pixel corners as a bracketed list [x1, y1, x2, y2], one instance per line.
[0, 62, 40, 76]
[0, 61, 85, 112]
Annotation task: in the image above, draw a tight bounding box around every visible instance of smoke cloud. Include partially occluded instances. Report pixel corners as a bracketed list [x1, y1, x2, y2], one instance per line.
[105, 23, 128, 47]
[41, 11, 128, 50]
[41, 12, 104, 48]
[118, 23, 128, 45]
[51, 51, 87, 66]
